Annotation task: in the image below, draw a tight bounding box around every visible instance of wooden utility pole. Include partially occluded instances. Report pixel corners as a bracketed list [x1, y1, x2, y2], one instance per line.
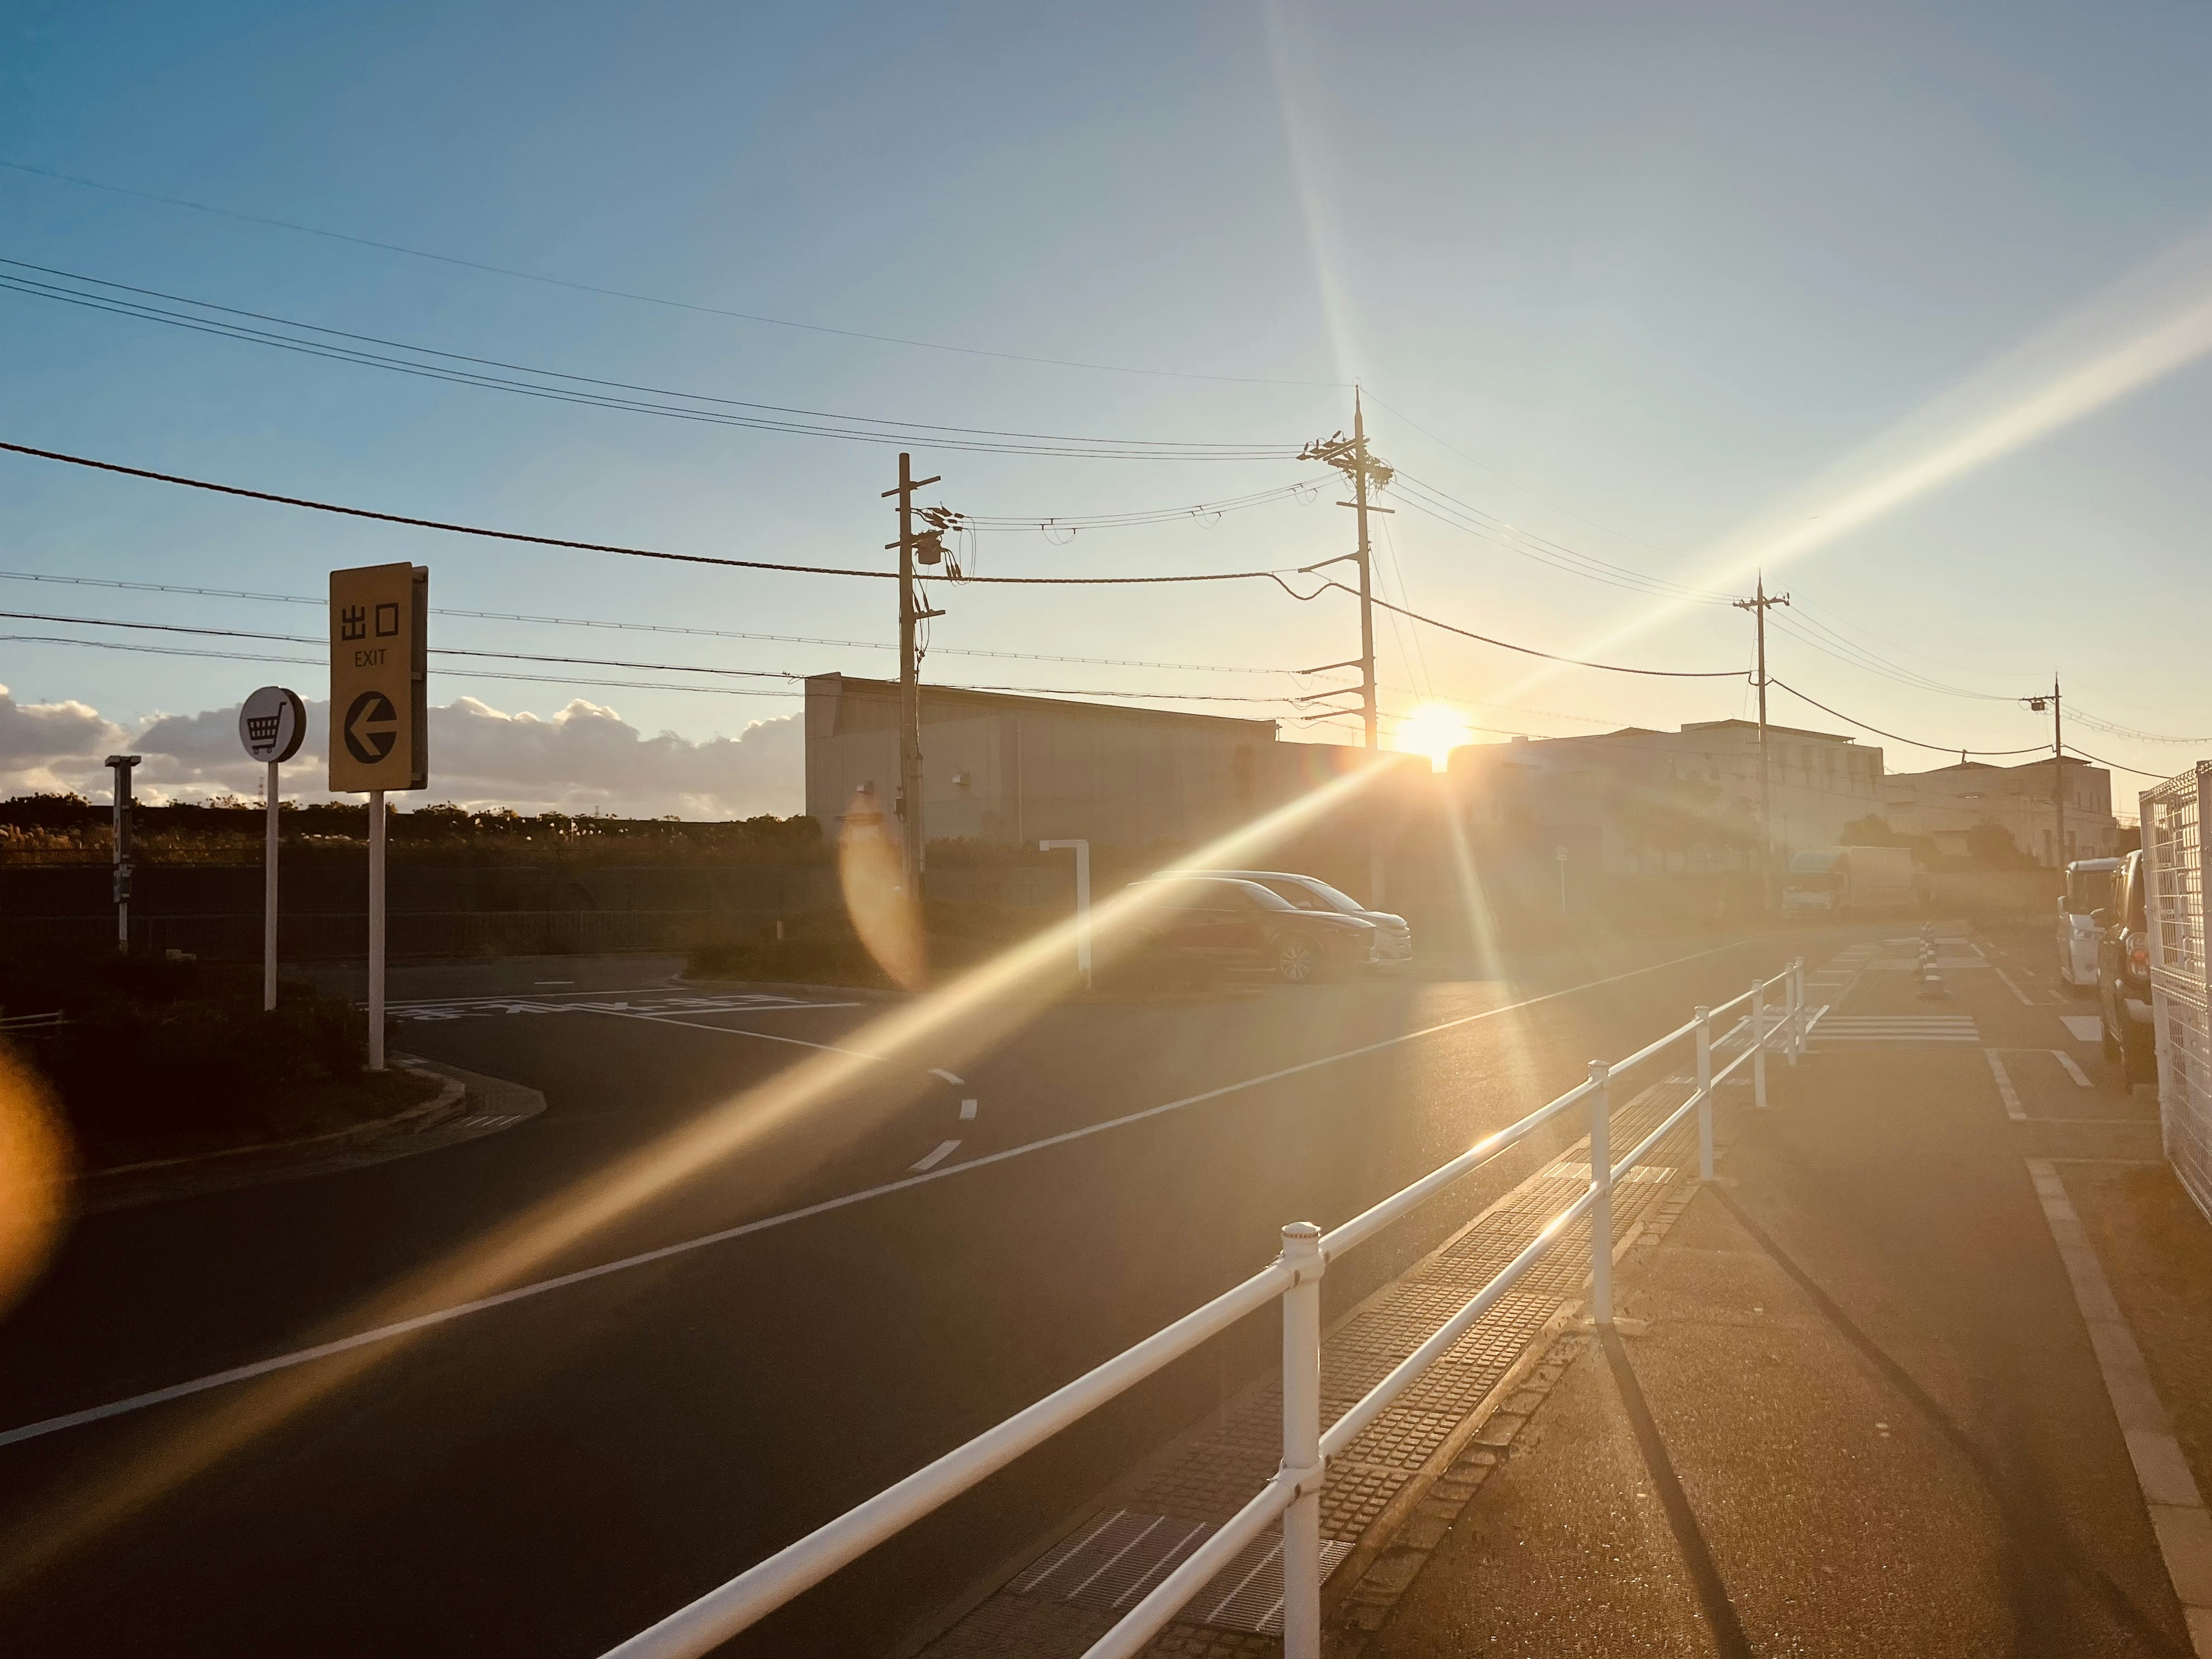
[884, 453, 941, 900]
[1733, 574, 1790, 910]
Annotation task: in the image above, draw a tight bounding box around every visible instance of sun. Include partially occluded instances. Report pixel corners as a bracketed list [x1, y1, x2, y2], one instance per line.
[1397, 702, 1474, 771]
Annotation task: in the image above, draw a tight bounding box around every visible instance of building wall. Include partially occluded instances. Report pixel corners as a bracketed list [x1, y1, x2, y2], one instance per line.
[1886, 757, 2118, 866]
[804, 675, 1282, 850]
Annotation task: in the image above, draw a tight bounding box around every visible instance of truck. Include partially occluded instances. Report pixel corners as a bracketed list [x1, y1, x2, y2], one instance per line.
[1781, 844, 1919, 914]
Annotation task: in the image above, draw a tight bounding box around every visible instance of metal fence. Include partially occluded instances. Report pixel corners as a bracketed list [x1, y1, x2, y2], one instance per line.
[2143, 764, 2212, 1224]
[598, 959, 1811, 1659]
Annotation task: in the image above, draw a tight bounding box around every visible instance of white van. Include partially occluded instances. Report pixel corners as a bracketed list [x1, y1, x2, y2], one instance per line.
[2058, 857, 2122, 990]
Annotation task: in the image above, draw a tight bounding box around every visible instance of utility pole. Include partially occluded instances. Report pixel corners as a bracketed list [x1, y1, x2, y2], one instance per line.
[1299, 392, 1395, 902]
[884, 454, 944, 901]
[2025, 676, 2063, 868]
[1732, 574, 1790, 912]
[104, 752, 139, 955]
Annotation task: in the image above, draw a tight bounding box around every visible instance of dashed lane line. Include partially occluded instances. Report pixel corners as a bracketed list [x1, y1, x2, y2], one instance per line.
[591, 1009, 889, 1063]
[0, 939, 1745, 1453]
[1993, 968, 2037, 1006]
[2052, 1050, 2093, 1088]
[960, 1099, 978, 1120]
[930, 1068, 965, 1086]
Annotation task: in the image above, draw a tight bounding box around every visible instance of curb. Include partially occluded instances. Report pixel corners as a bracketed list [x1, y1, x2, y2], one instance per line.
[77, 1063, 465, 1185]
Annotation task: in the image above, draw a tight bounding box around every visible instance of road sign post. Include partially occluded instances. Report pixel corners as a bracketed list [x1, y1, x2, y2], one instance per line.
[1040, 839, 1092, 988]
[330, 563, 427, 1071]
[239, 686, 306, 1012]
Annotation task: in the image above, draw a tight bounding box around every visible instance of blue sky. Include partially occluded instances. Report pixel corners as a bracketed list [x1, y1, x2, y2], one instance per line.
[3, 1, 2210, 815]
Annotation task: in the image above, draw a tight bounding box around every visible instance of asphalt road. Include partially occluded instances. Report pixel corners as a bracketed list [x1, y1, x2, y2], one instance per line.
[0, 930, 1847, 1657]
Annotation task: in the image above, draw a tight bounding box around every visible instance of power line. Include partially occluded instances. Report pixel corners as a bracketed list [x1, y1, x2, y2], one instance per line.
[1, 157, 1346, 390]
[0, 258, 1297, 460]
[0, 441, 1323, 588]
[3, 610, 1320, 707]
[2065, 744, 2175, 781]
[1321, 582, 1744, 679]
[1768, 679, 2048, 757]
[0, 567, 1329, 677]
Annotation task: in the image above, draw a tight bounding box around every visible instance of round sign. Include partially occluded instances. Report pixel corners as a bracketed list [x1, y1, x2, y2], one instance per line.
[238, 685, 307, 764]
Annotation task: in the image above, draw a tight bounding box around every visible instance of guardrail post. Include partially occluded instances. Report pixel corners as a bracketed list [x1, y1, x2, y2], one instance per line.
[1695, 1006, 1714, 1182]
[1587, 1060, 1613, 1327]
[1784, 961, 1800, 1069]
[1793, 958, 1808, 1062]
[1279, 1222, 1325, 1659]
[1751, 979, 1768, 1110]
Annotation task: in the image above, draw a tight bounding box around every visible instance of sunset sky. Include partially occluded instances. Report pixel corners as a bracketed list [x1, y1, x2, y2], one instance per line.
[5, 1, 2211, 816]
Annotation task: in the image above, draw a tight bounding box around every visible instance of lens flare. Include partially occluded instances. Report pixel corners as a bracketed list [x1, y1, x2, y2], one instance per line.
[839, 789, 925, 989]
[0, 1041, 70, 1319]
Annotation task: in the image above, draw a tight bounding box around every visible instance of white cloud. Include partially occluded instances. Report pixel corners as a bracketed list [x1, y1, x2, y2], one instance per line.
[0, 683, 128, 796]
[0, 687, 804, 820]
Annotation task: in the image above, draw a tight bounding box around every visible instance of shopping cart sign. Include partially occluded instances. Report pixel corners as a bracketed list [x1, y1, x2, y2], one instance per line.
[237, 686, 307, 764]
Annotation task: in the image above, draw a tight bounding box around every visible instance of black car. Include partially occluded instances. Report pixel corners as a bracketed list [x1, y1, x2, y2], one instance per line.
[1118, 876, 1377, 984]
[2096, 849, 2156, 1088]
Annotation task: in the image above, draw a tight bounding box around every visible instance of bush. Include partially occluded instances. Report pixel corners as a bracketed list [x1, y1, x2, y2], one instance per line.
[0, 945, 372, 1160]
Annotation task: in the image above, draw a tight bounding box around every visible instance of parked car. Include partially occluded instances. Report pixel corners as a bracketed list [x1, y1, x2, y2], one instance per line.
[2097, 849, 2156, 1088]
[1174, 869, 1412, 967]
[2058, 856, 2122, 992]
[1120, 876, 1378, 984]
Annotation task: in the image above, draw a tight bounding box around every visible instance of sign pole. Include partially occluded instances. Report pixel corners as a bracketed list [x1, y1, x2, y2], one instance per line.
[368, 788, 386, 1071]
[1039, 839, 1092, 988]
[327, 563, 426, 1074]
[238, 685, 305, 1012]
[264, 759, 279, 1010]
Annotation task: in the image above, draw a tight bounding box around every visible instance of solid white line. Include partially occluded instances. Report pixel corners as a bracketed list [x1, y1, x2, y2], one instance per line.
[960, 1099, 978, 1120]
[2051, 1050, 2093, 1088]
[1985, 1048, 2027, 1121]
[2024, 1160, 2212, 1643]
[600, 1010, 888, 1062]
[0, 939, 1745, 1452]
[911, 1139, 962, 1172]
[1993, 967, 2036, 1006]
[929, 1069, 965, 1086]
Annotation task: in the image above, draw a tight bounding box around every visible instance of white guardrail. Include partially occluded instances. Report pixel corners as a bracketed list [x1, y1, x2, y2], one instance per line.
[602, 959, 1812, 1659]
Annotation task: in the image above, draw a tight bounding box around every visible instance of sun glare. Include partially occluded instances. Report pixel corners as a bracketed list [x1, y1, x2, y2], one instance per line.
[1397, 702, 1473, 771]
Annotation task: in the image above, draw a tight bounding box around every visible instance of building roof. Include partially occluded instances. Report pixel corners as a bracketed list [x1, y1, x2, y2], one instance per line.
[803, 673, 1280, 738]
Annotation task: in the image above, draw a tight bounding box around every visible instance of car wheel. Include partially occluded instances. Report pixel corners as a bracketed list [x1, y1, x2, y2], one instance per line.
[2123, 1033, 2156, 1091]
[1274, 935, 1319, 984]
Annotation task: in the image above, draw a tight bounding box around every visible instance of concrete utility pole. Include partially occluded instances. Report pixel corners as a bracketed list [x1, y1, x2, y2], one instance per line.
[2025, 676, 2063, 867]
[1298, 392, 1395, 903]
[1733, 574, 1790, 911]
[884, 454, 944, 901]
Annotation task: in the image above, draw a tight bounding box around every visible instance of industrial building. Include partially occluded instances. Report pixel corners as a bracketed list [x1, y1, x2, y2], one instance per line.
[1883, 755, 2118, 866]
[803, 674, 1290, 849]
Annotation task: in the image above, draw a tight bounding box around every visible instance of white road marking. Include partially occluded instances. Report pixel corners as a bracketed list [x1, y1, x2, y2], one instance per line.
[930, 1068, 965, 1086]
[1992, 968, 2036, 1006]
[0, 938, 1747, 1452]
[2051, 1050, 2093, 1088]
[1984, 1048, 2026, 1121]
[533, 980, 574, 986]
[594, 1009, 888, 1062]
[2059, 1014, 2104, 1044]
[960, 1099, 978, 1120]
[910, 1139, 961, 1172]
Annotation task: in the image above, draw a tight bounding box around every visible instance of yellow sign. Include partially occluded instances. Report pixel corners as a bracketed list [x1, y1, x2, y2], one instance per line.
[329, 562, 428, 793]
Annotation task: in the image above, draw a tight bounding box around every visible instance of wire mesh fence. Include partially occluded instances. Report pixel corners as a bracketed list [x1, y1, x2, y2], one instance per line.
[2143, 763, 2212, 1224]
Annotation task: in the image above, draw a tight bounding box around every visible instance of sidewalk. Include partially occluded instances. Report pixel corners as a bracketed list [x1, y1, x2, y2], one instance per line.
[1357, 926, 2205, 1657]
